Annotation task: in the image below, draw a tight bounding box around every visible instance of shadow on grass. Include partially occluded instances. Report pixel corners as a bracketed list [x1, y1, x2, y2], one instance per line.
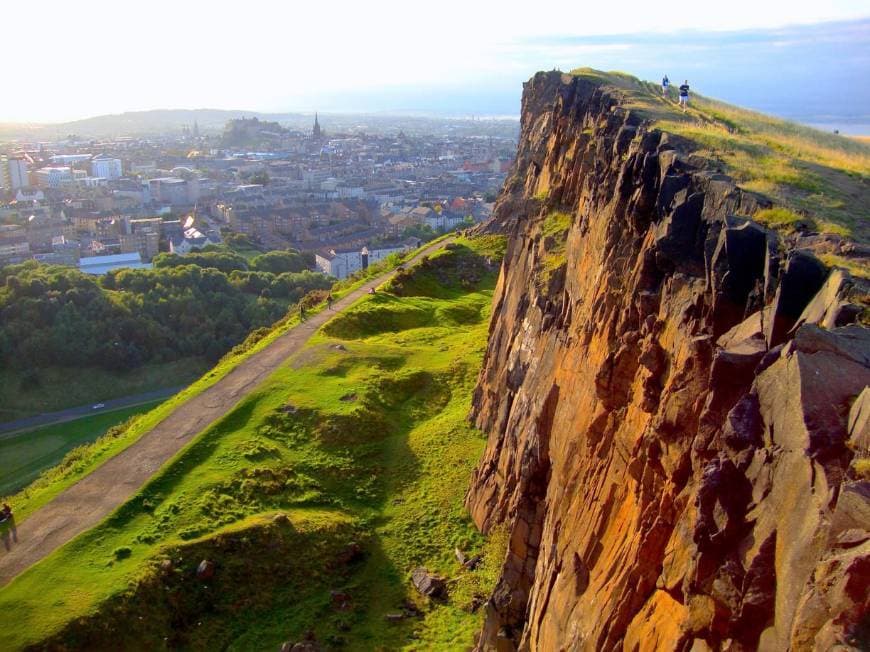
[32, 372, 435, 649]
[102, 395, 262, 530]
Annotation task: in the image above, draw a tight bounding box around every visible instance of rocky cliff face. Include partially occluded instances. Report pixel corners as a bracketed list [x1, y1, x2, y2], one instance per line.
[467, 71, 870, 651]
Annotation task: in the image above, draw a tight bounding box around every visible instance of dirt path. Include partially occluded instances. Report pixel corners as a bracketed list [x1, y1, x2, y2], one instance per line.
[0, 238, 452, 586]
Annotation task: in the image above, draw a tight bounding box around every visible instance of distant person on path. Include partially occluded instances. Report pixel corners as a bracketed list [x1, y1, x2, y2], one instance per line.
[679, 80, 690, 110]
[327, 294, 334, 310]
[661, 75, 670, 97]
[299, 305, 306, 322]
[1, 503, 17, 551]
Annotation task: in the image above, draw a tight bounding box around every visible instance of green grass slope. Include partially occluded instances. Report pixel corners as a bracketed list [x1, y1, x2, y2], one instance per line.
[571, 68, 870, 246]
[0, 242, 440, 523]
[0, 235, 506, 651]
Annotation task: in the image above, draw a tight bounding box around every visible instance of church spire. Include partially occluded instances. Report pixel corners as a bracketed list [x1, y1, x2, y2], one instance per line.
[313, 112, 321, 139]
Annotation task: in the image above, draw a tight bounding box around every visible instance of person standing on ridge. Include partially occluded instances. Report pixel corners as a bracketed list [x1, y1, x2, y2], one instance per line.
[679, 80, 690, 110]
[661, 75, 670, 97]
[1, 503, 16, 551]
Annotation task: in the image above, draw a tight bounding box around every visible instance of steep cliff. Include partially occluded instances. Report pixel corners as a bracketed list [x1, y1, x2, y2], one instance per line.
[467, 71, 870, 651]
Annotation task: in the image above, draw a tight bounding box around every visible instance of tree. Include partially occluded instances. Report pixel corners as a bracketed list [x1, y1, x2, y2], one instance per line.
[152, 251, 248, 275]
[249, 250, 310, 274]
[402, 224, 438, 242]
[248, 171, 270, 186]
[0, 260, 332, 375]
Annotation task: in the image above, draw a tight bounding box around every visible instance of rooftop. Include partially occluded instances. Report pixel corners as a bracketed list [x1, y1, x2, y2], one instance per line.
[78, 252, 143, 267]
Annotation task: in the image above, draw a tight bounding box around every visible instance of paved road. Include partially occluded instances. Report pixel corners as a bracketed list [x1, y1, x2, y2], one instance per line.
[0, 238, 452, 586]
[0, 387, 186, 438]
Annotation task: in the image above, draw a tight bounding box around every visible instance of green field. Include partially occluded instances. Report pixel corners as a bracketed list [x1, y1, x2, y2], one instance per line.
[570, 68, 870, 245]
[0, 236, 507, 650]
[0, 402, 163, 496]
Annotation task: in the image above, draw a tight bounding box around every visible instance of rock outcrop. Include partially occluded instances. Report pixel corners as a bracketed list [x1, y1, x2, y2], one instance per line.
[467, 71, 870, 651]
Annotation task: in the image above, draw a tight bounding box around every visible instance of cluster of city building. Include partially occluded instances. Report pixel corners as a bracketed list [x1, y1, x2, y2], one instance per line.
[0, 115, 514, 277]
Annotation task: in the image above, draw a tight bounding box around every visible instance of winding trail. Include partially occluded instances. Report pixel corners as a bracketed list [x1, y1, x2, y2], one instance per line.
[0, 238, 452, 586]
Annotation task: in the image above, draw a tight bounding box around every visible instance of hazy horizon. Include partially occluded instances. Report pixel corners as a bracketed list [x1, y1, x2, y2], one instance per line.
[4, 0, 869, 131]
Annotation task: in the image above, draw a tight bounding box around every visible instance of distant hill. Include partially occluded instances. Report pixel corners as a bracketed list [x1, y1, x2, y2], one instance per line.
[0, 109, 309, 140]
[221, 116, 293, 147]
[0, 110, 520, 142]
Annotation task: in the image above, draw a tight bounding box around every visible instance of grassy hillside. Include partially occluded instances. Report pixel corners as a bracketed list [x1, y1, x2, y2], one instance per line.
[571, 68, 870, 246]
[0, 244, 438, 523]
[0, 235, 506, 650]
[0, 401, 163, 496]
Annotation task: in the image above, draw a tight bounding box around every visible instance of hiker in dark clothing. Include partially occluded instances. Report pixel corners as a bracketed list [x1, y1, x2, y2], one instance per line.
[327, 294, 334, 310]
[661, 75, 670, 97]
[300, 305, 306, 321]
[679, 80, 690, 110]
[1, 503, 17, 551]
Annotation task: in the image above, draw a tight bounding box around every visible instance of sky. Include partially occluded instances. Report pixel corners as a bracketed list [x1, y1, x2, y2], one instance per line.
[3, 0, 869, 124]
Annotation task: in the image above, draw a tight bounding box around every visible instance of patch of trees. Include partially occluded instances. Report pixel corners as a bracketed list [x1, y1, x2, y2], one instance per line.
[0, 258, 332, 373]
[221, 232, 258, 250]
[248, 250, 312, 274]
[153, 251, 248, 274]
[246, 171, 270, 186]
[152, 248, 313, 276]
[402, 224, 439, 242]
[399, 218, 475, 245]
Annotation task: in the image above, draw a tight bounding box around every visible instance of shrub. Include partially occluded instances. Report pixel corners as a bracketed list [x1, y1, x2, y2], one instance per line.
[113, 546, 132, 560]
[753, 207, 814, 234]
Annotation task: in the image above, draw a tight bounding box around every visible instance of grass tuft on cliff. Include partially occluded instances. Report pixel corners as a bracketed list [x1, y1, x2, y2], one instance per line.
[569, 68, 870, 244]
[0, 235, 505, 651]
[535, 211, 572, 287]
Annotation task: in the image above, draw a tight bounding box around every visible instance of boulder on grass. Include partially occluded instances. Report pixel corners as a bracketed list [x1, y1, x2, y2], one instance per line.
[411, 567, 447, 598]
[196, 559, 215, 580]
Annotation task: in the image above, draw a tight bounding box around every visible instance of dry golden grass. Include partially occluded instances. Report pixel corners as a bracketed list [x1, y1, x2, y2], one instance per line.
[570, 69, 870, 245]
[818, 254, 870, 280]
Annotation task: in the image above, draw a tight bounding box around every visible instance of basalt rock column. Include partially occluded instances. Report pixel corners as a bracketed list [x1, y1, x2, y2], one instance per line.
[467, 71, 869, 651]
